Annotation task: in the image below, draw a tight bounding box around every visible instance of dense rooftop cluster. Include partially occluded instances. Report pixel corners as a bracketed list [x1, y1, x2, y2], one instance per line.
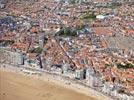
[0, 0, 134, 99]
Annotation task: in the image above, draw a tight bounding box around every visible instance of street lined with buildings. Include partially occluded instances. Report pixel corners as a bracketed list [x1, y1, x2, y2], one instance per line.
[0, 0, 134, 100]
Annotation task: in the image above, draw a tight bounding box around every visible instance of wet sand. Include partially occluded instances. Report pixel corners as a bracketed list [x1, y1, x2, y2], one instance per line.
[0, 70, 95, 100]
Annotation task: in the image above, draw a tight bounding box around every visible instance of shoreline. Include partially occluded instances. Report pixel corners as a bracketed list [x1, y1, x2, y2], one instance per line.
[0, 65, 113, 100]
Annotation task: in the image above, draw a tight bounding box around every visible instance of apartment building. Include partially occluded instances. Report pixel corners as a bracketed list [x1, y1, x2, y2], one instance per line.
[0, 48, 24, 65]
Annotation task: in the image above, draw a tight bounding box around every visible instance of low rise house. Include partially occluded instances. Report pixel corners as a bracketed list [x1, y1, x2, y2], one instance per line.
[92, 27, 113, 36]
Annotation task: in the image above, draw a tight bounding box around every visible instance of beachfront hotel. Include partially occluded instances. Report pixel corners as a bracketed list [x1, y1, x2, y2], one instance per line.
[0, 0, 134, 100]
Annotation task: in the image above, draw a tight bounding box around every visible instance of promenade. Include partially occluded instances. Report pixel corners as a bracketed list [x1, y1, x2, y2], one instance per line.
[0, 63, 112, 100]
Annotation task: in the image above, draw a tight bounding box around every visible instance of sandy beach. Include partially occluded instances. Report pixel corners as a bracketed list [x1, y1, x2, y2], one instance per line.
[0, 69, 95, 100]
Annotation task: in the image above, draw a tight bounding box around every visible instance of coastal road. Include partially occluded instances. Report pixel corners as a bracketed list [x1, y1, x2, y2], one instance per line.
[0, 69, 95, 100]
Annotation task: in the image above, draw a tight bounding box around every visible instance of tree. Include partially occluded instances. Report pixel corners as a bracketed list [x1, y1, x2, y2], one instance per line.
[57, 27, 77, 37]
[29, 47, 43, 54]
[117, 63, 134, 69]
[70, 0, 76, 4]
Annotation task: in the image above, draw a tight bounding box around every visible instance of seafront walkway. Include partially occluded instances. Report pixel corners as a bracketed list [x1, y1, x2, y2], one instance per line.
[0, 63, 113, 100]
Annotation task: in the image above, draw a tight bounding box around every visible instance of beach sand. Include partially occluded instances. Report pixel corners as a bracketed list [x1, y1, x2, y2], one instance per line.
[0, 69, 95, 100]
